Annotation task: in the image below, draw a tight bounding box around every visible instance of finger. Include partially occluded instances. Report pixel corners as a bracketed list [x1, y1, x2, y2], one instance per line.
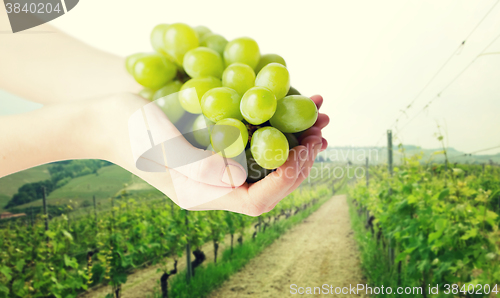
[282, 135, 322, 197]
[298, 127, 322, 143]
[167, 167, 248, 210]
[267, 197, 281, 211]
[189, 145, 309, 215]
[294, 135, 322, 185]
[245, 146, 308, 215]
[310, 95, 323, 109]
[314, 113, 330, 130]
[321, 137, 328, 151]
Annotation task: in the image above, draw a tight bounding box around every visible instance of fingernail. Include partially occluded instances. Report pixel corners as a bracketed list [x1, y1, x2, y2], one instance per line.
[221, 164, 247, 187]
[298, 148, 308, 169]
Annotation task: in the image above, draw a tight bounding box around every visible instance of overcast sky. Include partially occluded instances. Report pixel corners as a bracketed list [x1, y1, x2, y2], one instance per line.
[3, 0, 500, 153]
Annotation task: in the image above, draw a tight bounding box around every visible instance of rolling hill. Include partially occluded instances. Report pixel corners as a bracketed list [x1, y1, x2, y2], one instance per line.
[11, 165, 157, 210]
[317, 145, 500, 165]
[0, 164, 50, 211]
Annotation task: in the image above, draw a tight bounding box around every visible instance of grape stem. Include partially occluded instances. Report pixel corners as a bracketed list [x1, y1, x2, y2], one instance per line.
[245, 123, 261, 143]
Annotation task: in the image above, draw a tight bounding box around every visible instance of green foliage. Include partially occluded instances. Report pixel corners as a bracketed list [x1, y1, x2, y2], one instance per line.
[350, 156, 500, 296]
[0, 174, 337, 297]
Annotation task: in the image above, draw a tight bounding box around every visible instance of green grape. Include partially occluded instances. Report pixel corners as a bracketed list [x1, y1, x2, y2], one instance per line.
[284, 133, 299, 149]
[138, 88, 156, 100]
[286, 86, 301, 96]
[194, 25, 211, 40]
[222, 63, 255, 96]
[163, 23, 199, 65]
[153, 80, 183, 100]
[153, 81, 185, 124]
[200, 33, 228, 56]
[183, 47, 223, 79]
[125, 53, 147, 75]
[150, 24, 169, 55]
[246, 149, 271, 183]
[255, 54, 286, 74]
[192, 114, 214, 147]
[179, 76, 222, 114]
[251, 127, 289, 169]
[133, 54, 177, 89]
[240, 87, 276, 125]
[201, 87, 243, 122]
[255, 63, 290, 100]
[270, 95, 318, 133]
[211, 118, 248, 158]
[223, 37, 260, 69]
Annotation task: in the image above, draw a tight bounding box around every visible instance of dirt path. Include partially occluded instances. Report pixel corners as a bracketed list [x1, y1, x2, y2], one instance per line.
[208, 195, 367, 298]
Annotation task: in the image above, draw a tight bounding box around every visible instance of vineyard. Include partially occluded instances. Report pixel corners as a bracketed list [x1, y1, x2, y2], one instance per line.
[350, 149, 500, 297]
[0, 164, 341, 298]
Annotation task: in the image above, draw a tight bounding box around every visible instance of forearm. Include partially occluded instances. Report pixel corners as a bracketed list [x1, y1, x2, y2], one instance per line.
[0, 99, 111, 177]
[0, 7, 140, 104]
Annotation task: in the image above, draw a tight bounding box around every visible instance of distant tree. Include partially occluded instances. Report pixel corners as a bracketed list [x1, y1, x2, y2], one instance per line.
[316, 155, 325, 162]
[5, 159, 112, 209]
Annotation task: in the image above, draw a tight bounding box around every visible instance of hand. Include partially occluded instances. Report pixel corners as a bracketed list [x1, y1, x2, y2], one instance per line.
[96, 92, 329, 216]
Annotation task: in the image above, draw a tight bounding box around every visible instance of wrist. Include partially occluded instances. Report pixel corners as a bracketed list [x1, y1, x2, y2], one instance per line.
[0, 99, 112, 177]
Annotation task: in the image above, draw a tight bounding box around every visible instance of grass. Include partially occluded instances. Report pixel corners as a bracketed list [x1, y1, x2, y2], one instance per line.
[0, 164, 50, 211]
[161, 194, 333, 298]
[12, 165, 159, 213]
[48, 165, 133, 201]
[346, 194, 400, 297]
[0, 194, 10, 212]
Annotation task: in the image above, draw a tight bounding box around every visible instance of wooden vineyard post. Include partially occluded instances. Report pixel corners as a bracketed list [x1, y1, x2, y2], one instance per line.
[365, 157, 369, 187]
[29, 206, 34, 228]
[42, 187, 49, 243]
[387, 237, 394, 268]
[185, 209, 192, 283]
[386, 131, 394, 266]
[258, 217, 262, 233]
[387, 130, 393, 177]
[387, 130, 394, 197]
[111, 197, 115, 218]
[93, 195, 98, 230]
[365, 157, 370, 224]
[67, 213, 71, 231]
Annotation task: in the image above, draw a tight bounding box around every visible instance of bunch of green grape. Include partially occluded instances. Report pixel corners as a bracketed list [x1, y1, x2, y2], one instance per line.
[126, 23, 318, 182]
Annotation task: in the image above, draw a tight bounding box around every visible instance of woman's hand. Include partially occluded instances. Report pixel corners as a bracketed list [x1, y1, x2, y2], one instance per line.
[94, 92, 329, 215]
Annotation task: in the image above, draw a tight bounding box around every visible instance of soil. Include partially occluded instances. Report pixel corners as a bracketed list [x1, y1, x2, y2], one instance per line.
[208, 195, 368, 298]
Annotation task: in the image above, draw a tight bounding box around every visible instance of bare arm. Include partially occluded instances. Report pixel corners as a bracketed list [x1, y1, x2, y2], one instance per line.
[0, 6, 140, 104]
